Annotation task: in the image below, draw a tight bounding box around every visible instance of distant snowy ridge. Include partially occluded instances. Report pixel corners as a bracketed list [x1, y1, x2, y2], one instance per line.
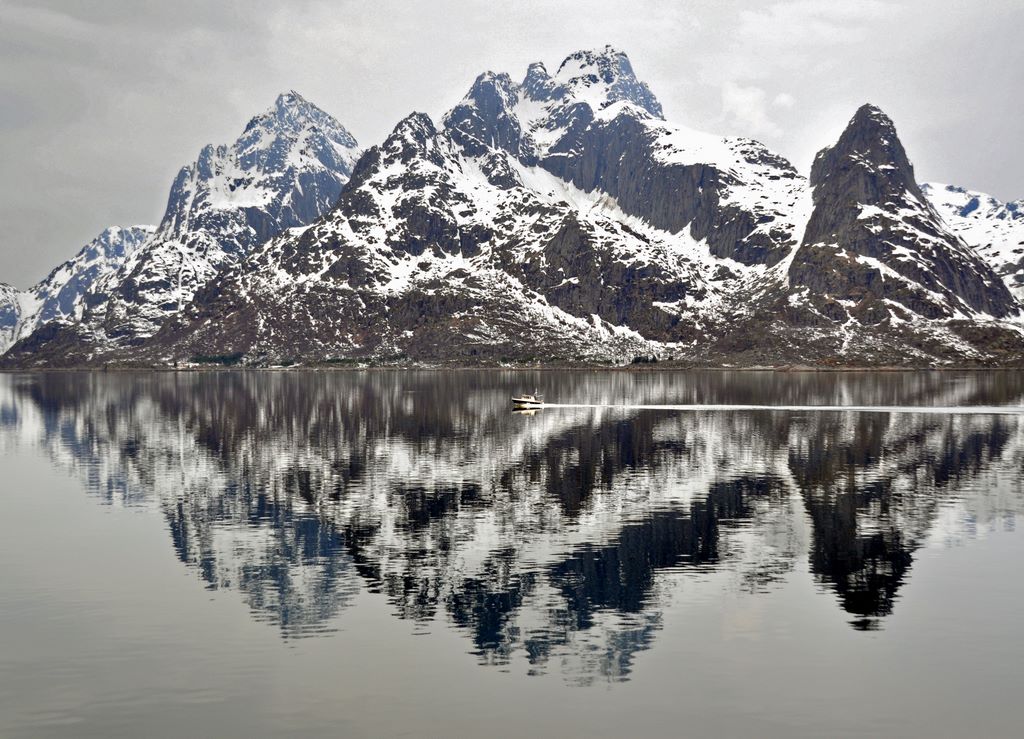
[0, 282, 24, 353]
[6, 225, 156, 350]
[922, 183, 1024, 300]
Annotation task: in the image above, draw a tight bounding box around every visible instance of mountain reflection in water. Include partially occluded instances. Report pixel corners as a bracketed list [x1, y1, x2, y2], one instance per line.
[1, 370, 1022, 683]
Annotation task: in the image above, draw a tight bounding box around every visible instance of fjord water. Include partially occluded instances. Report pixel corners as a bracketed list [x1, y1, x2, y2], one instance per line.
[1, 370, 1023, 738]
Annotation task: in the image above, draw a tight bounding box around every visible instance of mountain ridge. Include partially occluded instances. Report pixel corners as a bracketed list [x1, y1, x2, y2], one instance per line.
[2, 48, 1021, 368]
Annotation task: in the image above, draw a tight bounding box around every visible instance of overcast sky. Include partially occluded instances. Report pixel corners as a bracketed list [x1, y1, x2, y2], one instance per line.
[1, 0, 1021, 288]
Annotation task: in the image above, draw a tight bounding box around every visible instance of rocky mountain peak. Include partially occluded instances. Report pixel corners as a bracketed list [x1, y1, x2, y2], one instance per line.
[809, 103, 918, 199]
[521, 61, 565, 102]
[555, 44, 630, 79]
[236, 90, 358, 163]
[0, 94, 366, 357]
[274, 88, 306, 112]
[236, 90, 357, 147]
[159, 91, 360, 241]
[443, 72, 524, 158]
[446, 71, 519, 125]
[382, 112, 441, 160]
[792, 103, 1018, 322]
[86, 225, 155, 260]
[552, 46, 663, 119]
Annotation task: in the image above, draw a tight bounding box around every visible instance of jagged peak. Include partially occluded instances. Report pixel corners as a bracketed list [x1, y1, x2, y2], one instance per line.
[97, 224, 156, 240]
[828, 103, 901, 149]
[88, 225, 155, 253]
[381, 112, 441, 162]
[473, 70, 515, 86]
[848, 102, 898, 134]
[442, 71, 529, 159]
[389, 111, 437, 140]
[240, 90, 357, 149]
[31, 224, 155, 299]
[523, 61, 549, 80]
[442, 72, 519, 131]
[548, 45, 664, 119]
[810, 102, 914, 189]
[521, 61, 565, 103]
[73, 226, 156, 263]
[274, 89, 308, 110]
[171, 93, 358, 194]
[463, 71, 518, 105]
[555, 45, 630, 78]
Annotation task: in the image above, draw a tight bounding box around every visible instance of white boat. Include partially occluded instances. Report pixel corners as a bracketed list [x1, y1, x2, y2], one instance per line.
[511, 392, 544, 408]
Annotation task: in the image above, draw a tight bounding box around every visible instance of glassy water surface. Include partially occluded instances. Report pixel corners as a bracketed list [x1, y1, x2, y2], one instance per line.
[1, 370, 1023, 737]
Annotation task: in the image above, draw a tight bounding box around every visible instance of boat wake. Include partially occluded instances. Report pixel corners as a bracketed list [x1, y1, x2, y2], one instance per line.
[537, 403, 1024, 415]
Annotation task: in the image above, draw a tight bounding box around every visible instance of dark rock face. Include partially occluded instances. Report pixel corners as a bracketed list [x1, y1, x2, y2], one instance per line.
[444, 73, 528, 161]
[791, 104, 1017, 320]
[519, 214, 694, 339]
[521, 62, 565, 102]
[1, 320, 97, 368]
[542, 109, 803, 266]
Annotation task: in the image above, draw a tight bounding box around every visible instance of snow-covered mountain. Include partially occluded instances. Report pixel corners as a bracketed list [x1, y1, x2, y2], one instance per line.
[6, 225, 155, 349]
[2, 47, 1021, 368]
[757, 104, 1021, 364]
[0, 282, 24, 352]
[4, 91, 359, 364]
[922, 183, 1024, 300]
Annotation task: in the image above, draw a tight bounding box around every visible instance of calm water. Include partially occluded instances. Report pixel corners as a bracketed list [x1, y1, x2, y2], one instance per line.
[1, 370, 1023, 738]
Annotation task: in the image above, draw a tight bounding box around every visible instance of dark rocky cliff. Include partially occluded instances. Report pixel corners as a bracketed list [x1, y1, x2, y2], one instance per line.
[790, 104, 1017, 321]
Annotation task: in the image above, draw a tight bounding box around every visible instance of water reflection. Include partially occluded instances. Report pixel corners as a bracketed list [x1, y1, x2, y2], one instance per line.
[2, 370, 1023, 679]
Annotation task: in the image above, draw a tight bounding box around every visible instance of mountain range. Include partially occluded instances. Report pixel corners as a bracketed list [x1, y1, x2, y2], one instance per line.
[2, 46, 1021, 367]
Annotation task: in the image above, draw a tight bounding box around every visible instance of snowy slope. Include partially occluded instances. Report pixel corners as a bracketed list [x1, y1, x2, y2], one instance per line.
[922, 183, 1024, 300]
[8, 225, 156, 347]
